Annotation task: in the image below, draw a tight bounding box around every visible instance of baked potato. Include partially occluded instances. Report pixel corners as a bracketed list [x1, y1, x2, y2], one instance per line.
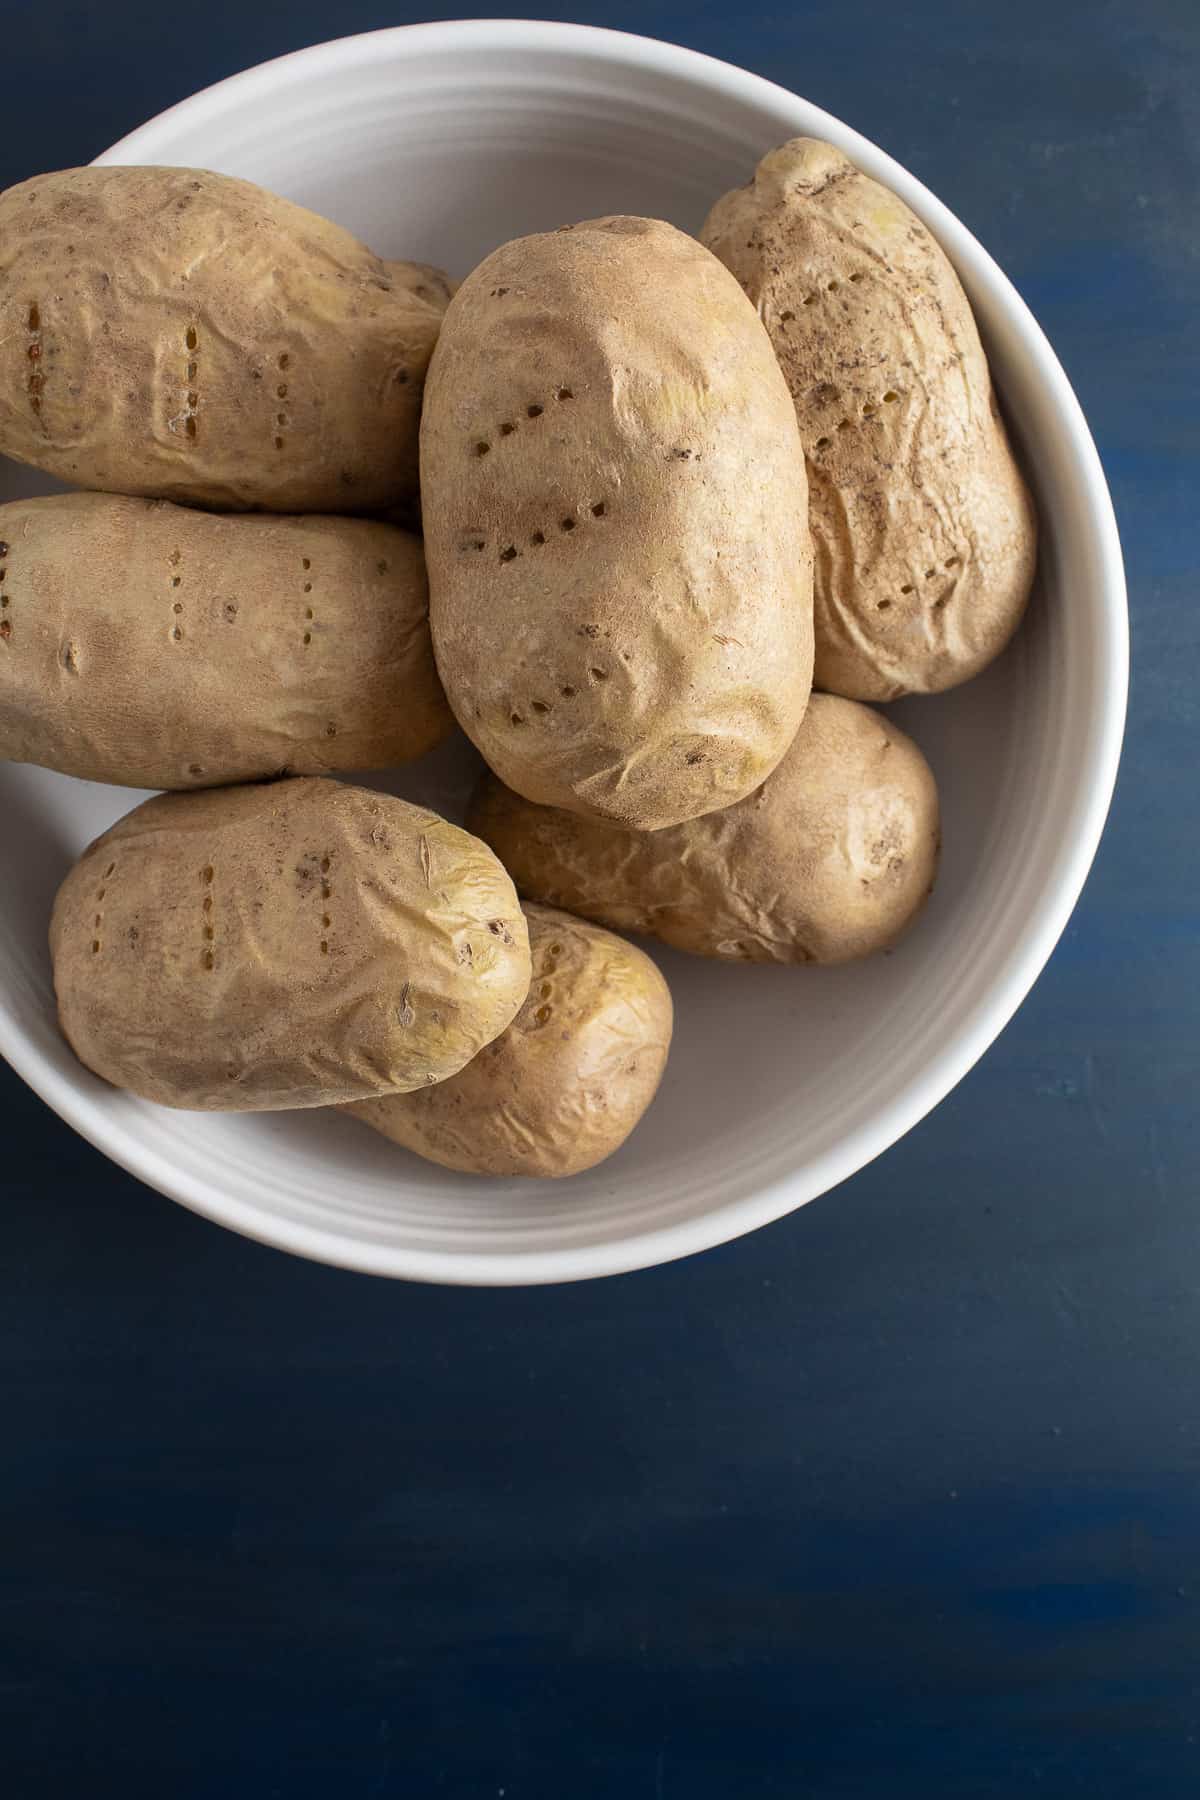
[469, 693, 939, 964]
[346, 905, 672, 1177]
[50, 778, 531, 1110]
[0, 165, 450, 513]
[420, 214, 814, 831]
[0, 492, 450, 789]
[701, 138, 1036, 699]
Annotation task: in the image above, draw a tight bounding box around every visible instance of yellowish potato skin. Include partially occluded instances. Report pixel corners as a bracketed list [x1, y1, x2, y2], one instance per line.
[346, 906, 673, 1177]
[701, 138, 1036, 700]
[421, 215, 814, 831]
[0, 493, 451, 789]
[384, 261, 457, 308]
[50, 779, 531, 1112]
[469, 695, 939, 965]
[0, 167, 450, 512]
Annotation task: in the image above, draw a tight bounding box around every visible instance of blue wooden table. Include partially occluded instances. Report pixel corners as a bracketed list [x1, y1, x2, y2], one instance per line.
[4, 5, 1197, 1794]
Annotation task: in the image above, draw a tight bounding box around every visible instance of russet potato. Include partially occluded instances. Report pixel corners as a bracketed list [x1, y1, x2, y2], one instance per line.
[420, 214, 814, 831]
[702, 138, 1036, 699]
[0, 493, 450, 789]
[469, 694, 939, 965]
[347, 905, 672, 1177]
[51, 779, 531, 1111]
[0, 166, 450, 513]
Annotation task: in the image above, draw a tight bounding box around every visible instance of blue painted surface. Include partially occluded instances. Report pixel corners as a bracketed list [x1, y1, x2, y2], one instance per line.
[2, 4, 1198, 1794]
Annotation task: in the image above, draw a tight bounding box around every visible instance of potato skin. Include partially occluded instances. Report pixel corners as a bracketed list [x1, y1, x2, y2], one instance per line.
[346, 906, 672, 1177]
[701, 139, 1036, 700]
[0, 167, 450, 512]
[50, 779, 531, 1111]
[0, 493, 451, 789]
[420, 215, 814, 831]
[469, 694, 939, 965]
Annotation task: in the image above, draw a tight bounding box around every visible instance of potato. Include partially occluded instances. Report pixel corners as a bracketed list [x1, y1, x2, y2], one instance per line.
[50, 779, 531, 1111]
[0, 166, 451, 513]
[0, 493, 451, 789]
[469, 694, 939, 964]
[420, 215, 814, 831]
[385, 261, 457, 308]
[346, 905, 672, 1177]
[701, 138, 1036, 700]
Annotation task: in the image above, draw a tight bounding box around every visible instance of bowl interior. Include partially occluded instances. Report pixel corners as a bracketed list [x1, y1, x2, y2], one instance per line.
[0, 24, 1124, 1281]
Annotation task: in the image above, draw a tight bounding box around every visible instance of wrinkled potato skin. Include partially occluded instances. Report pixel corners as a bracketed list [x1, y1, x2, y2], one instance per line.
[0, 167, 451, 512]
[702, 139, 1036, 700]
[50, 779, 531, 1111]
[0, 493, 451, 789]
[346, 906, 672, 1177]
[469, 695, 939, 965]
[421, 215, 814, 831]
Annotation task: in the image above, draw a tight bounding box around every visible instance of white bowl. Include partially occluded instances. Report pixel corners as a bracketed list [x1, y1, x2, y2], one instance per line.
[0, 21, 1127, 1284]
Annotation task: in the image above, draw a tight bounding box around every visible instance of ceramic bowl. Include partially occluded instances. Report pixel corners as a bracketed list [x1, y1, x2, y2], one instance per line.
[0, 22, 1127, 1282]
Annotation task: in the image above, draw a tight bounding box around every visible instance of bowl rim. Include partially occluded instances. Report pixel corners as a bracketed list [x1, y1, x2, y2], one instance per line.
[3, 19, 1128, 1285]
